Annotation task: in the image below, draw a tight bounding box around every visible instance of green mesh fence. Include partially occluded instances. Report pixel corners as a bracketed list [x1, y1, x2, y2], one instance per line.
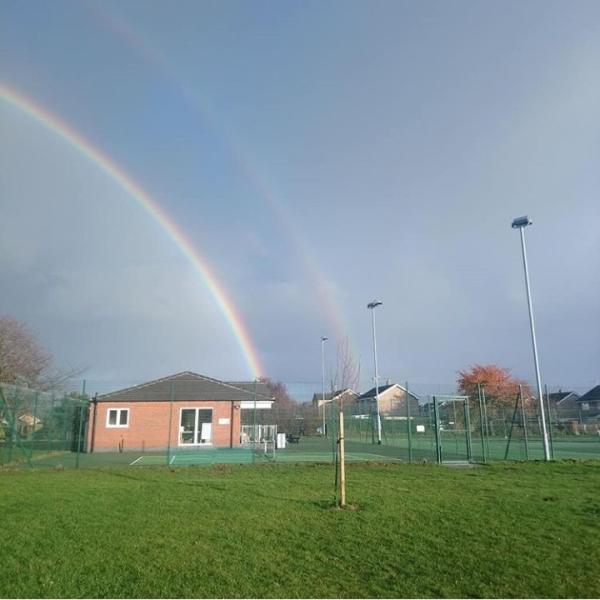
[1, 379, 597, 469]
[0, 382, 88, 468]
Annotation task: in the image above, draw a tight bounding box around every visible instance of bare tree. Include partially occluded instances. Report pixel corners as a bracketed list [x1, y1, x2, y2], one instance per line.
[331, 335, 360, 393]
[262, 378, 296, 410]
[0, 316, 85, 390]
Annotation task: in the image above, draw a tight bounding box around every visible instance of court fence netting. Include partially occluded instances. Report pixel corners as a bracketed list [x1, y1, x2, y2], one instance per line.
[1, 379, 598, 469]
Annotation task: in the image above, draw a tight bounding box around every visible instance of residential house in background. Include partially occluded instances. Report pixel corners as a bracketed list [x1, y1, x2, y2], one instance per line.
[16, 412, 43, 438]
[577, 385, 600, 418]
[547, 390, 581, 419]
[355, 383, 420, 417]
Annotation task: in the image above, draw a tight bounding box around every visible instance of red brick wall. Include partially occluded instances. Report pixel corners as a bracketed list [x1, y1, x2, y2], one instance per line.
[89, 400, 241, 452]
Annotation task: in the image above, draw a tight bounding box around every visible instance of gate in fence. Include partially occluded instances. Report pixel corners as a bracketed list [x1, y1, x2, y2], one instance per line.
[432, 395, 473, 464]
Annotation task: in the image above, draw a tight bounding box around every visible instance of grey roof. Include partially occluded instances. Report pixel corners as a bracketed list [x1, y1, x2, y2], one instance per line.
[226, 381, 274, 401]
[548, 391, 580, 404]
[358, 384, 395, 399]
[577, 385, 600, 404]
[358, 383, 421, 402]
[98, 372, 274, 403]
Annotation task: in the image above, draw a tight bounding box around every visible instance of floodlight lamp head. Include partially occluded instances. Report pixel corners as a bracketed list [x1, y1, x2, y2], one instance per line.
[511, 215, 532, 229]
[367, 300, 383, 309]
[321, 336, 328, 342]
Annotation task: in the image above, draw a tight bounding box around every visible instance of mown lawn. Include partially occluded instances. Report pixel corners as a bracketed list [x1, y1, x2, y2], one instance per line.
[0, 461, 598, 598]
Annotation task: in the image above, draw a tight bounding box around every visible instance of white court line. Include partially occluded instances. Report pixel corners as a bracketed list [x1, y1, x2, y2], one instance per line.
[355, 453, 404, 462]
[129, 455, 144, 465]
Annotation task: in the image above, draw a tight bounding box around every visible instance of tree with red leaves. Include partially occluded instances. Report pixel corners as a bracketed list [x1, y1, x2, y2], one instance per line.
[457, 364, 531, 407]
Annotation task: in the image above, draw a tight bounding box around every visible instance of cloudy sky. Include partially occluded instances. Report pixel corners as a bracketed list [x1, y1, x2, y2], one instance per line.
[1, 0, 599, 393]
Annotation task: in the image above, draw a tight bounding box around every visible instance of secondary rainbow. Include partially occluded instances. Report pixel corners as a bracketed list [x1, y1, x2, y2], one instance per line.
[91, 6, 356, 355]
[0, 81, 263, 378]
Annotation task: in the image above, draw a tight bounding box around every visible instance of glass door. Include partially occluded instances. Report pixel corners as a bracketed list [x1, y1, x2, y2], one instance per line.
[180, 409, 197, 445]
[179, 408, 213, 445]
[197, 409, 212, 444]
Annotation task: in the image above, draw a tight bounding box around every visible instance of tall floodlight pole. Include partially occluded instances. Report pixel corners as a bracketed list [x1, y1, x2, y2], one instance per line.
[367, 300, 383, 445]
[511, 215, 551, 461]
[321, 336, 328, 437]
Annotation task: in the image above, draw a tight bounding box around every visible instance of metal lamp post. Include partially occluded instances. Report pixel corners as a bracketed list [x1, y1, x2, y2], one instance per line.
[321, 336, 328, 437]
[511, 215, 551, 461]
[367, 300, 383, 445]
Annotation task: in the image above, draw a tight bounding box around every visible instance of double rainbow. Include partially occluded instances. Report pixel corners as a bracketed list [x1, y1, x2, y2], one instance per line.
[91, 5, 354, 353]
[0, 82, 263, 378]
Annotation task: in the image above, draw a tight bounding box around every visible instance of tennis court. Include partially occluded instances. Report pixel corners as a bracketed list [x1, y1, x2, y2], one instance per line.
[26, 437, 410, 468]
[24, 432, 599, 469]
[127, 440, 406, 466]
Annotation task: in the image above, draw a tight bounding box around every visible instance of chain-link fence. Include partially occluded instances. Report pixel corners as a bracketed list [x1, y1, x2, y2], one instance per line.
[1, 377, 598, 469]
[0, 382, 88, 468]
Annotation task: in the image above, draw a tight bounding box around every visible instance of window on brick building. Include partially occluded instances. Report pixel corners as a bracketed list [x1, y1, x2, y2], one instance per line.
[107, 408, 129, 428]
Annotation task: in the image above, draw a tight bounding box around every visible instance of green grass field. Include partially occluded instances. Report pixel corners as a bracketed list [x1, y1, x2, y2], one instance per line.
[0, 461, 599, 598]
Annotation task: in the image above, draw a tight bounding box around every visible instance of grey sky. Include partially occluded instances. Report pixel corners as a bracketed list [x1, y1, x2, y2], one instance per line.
[1, 0, 598, 392]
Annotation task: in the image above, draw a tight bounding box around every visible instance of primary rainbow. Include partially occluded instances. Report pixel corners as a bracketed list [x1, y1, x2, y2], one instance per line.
[0, 81, 264, 378]
[92, 5, 356, 355]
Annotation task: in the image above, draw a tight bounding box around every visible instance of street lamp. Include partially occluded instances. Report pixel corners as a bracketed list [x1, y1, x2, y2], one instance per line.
[367, 300, 383, 445]
[511, 215, 551, 461]
[321, 336, 328, 437]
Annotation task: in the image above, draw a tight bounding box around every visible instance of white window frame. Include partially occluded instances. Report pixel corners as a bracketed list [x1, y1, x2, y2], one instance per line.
[106, 408, 130, 428]
[178, 407, 214, 446]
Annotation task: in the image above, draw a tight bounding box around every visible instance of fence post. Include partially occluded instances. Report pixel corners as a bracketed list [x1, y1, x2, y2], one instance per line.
[519, 385, 530, 460]
[30, 391, 39, 467]
[75, 400, 85, 468]
[48, 393, 56, 454]
[252, 378, 257, 464]
[61, 393, 70, 450]
[433, 397, 442, 464]
[166, 381, 174, 466]
[428, 396, 435, 459]
[477, 384, 486, 463]
[75, 381, 86, 469]
[89, 393, 98, 453]
[332, 402, 338, 505]
[481, 387, 491, 458]
[8, 387, 17, 464]
[544, 385, 554, 459]
[330, 400, 337, 464]
[405, 381, 413, 463]
[464, 398, 473, 463]
[0, 386, 6, 466]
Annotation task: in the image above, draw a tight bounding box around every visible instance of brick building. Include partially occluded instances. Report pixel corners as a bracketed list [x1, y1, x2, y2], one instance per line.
[87, 372, 274, 453]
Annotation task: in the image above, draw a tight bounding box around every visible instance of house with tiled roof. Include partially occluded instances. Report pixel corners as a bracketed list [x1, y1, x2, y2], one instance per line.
[547, 390, 581, 418]
[356, 383, 420, 416]
[577, 385, 600, 418]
